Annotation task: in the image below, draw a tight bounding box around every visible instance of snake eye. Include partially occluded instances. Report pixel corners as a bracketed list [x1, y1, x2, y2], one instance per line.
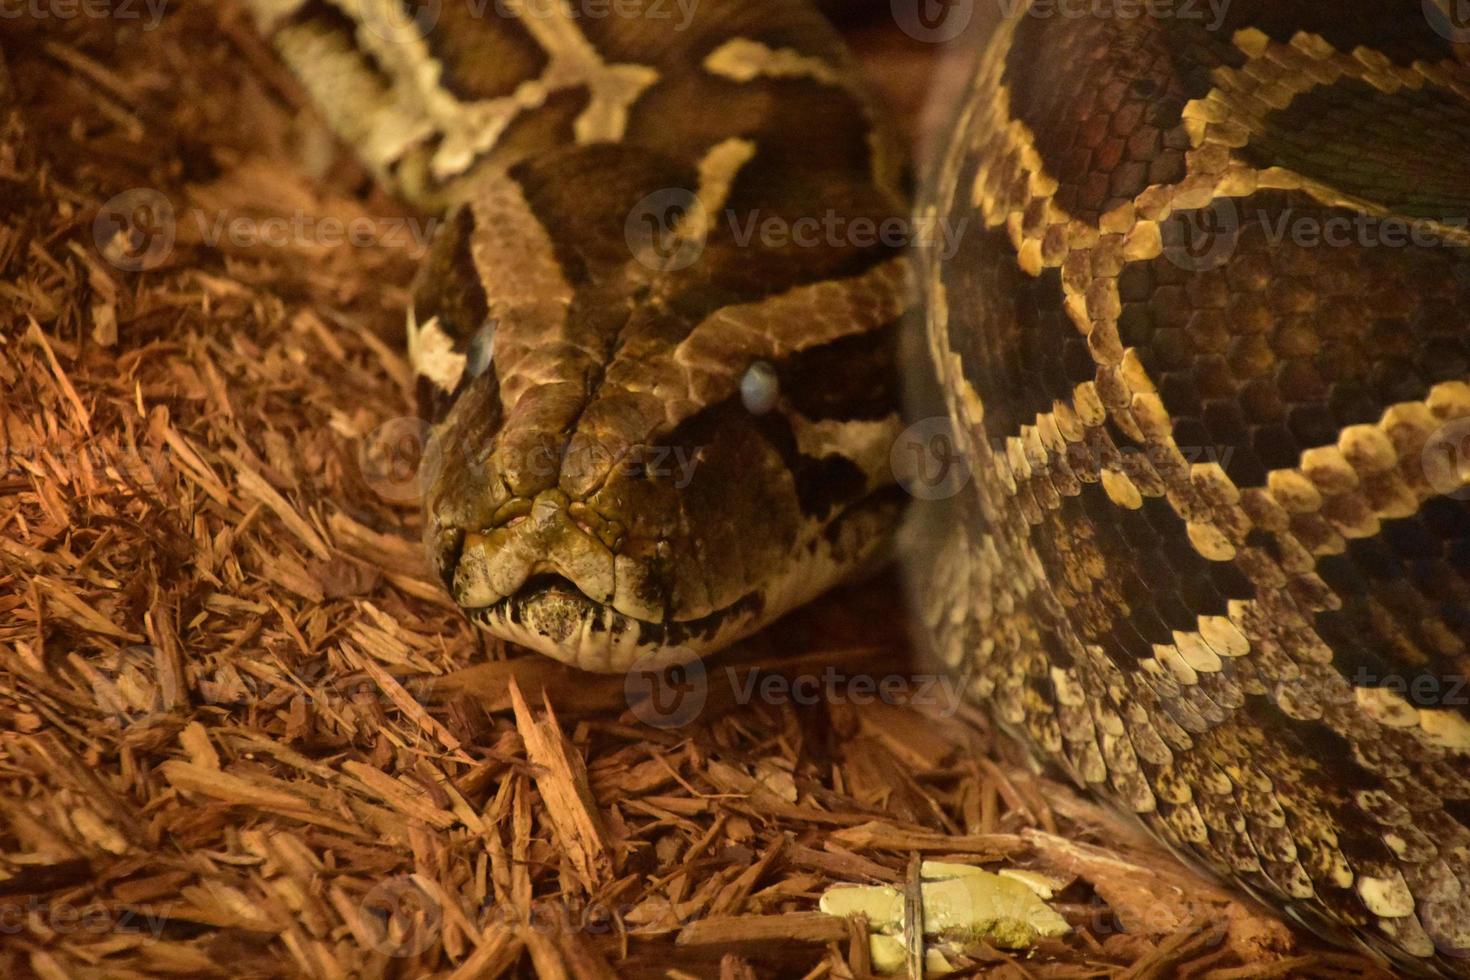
[465, 318, 497, 379]
[740, 360, 779, 415]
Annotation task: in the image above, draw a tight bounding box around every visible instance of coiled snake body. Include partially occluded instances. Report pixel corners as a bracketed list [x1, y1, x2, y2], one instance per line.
[245, 0, 1470, 972]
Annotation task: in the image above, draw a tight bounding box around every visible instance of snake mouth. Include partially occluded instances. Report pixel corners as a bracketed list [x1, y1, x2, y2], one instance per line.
[453, 486, 906, 673]
[467, 572, 767, 673]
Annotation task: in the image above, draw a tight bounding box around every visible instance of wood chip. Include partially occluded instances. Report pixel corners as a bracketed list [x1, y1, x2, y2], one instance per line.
[508, 680, 613, 888]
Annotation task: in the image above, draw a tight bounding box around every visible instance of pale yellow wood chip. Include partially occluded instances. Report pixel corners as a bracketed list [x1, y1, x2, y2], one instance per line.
[507, 679, 613, 887]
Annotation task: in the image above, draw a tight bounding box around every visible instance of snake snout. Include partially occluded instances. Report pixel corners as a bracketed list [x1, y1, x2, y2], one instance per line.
[451, 489, 616, 609]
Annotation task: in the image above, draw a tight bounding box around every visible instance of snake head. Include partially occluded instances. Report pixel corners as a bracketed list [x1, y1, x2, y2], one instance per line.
[411, 149, 910, 672]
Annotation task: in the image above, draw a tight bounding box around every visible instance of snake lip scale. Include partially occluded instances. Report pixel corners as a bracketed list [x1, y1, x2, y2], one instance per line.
[244, 0, 1470, 974]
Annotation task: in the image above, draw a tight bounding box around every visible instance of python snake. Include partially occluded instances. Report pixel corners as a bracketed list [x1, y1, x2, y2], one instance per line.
[241, 0, 1470, 973]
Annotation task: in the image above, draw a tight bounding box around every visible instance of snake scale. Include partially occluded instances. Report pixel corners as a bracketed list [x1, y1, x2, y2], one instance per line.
[239, 0, 1470, 972]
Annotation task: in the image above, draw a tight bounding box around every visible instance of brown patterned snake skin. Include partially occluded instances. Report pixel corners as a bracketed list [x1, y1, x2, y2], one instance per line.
[241, 0, 1470, 972]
